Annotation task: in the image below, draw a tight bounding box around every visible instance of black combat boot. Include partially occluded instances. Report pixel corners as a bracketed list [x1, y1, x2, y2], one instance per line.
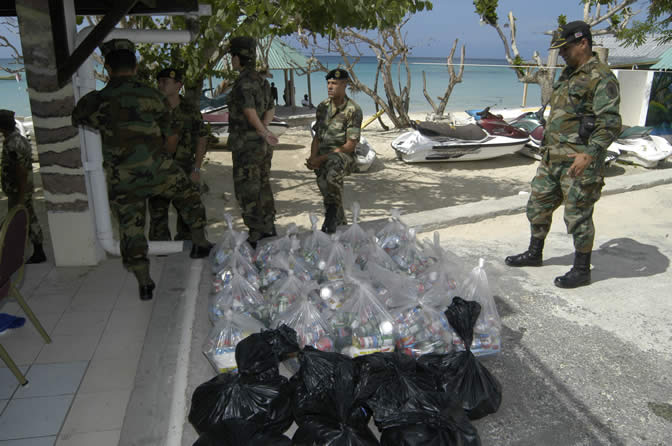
[26, 243, 47, 264]
[189, 228, 214, 258]
[139, 280, 156, 301]
[505, 237, 544, 267]
[321, 205, 339, 234]
[133, 268, 155, 301]
[554, 251, 592, 288]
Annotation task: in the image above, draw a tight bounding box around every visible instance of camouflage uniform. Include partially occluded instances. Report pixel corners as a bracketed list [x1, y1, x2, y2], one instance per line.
[228, 67, 276, 243]
[148, 96, 208, 241]
[1, 129, 43, 245]
[312, 96, 363, 225]
[72, 76, 207, 275]
[527, 54, 621, 252]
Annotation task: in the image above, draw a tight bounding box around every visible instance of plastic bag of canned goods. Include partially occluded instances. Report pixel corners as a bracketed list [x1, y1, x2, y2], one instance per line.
[355, 230, 397, 272]
[272, 289, 335, 373]
[390, 228, 432, 277]
[389, 297, 453, 358]
[376, 208, 408, 255]
[419, 297, 502, 420]
[209, 273, 270, 325]
[452, 258, 501, 356]
[301, 214, 333, 268]
[203, 309, 266, 373]
[319, 234, 356, 282]
[338, 202, 371, 252]
[331, 279, 397, 357]
[212, 254, 260, 294]
[254, 223, 298, 267]
[209, 214, 255, 273]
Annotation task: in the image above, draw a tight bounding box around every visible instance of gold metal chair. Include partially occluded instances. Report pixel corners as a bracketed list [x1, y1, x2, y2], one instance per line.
[0, 205, 52, 385]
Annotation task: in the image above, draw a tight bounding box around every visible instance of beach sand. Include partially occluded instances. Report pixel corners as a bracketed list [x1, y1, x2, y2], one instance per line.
[0, 109, 663, 252]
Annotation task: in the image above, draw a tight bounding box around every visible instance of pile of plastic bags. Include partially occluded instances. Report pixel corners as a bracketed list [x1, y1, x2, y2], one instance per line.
[194, 205, 505, 443]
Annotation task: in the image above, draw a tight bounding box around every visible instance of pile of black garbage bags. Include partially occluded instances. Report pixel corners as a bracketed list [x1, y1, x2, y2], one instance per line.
[189, 297, 502, 446]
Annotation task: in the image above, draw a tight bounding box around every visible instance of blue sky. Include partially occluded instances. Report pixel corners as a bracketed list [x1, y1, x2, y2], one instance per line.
[0, 0, 651, 59]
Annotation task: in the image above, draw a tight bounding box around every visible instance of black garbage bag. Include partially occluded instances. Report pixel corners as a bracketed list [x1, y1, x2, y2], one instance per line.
[419, 297, 502, 420]
[188, 326, 297, 435]
[292, 347, 378, 446]
[236, 324, 300, 379]
[354, 352, 438, 427]
[193, 420, 291, 446]
[377, 391, 481, 446]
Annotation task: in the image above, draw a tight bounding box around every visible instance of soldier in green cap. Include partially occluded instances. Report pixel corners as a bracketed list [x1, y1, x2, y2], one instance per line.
[0, 109, 46, 263]
[148, 67, 209, 241]
[225, 36, 278, 248]
[306, 68, 363, 233]
[72, 39, 213, 300]
[505, 21, 622, 289]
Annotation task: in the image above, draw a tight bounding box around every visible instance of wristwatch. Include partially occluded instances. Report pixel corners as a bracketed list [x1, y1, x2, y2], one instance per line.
[193, 167, 201, 173]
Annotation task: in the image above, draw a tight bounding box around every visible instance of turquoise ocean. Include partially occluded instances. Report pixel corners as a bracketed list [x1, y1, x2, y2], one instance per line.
[0, 55, 542, 118]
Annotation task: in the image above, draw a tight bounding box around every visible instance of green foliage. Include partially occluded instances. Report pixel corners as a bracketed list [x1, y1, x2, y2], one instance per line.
[473, 0, 498, 25]
[512, 55, 525, 76]
[557, 14, 567, 26]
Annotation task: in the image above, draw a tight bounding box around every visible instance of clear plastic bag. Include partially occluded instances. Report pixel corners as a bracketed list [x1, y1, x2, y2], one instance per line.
[355, 230, 397, 272]
[365, 261, 420, 308]
[210, 273, 270, 325]
[389, 298, 453, 358]
[338, 202, 370, 252]
[301, 214, 333, 268]
[254, 223, 298, 267]
[213, 248, 261, 293]
[452, 258, 501, 356]
[417, 232, 463, 306]
[209, 214, 255, 273]
[265, 261, 312, 321]
[331, 279, 397, 357]
[319, 234, 356, 282]
[390, 228, 431, 277]
[376, 208, 408, 254]
[203, 309, 266, 373]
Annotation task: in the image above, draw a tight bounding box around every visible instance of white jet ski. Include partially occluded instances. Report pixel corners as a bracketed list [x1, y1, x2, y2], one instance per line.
[391, 108, 529, 163]
[607, 131, 672, 168]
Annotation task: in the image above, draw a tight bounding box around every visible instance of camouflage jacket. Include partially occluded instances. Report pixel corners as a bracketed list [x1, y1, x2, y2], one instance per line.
[313, 96, 362, 156]
[72, 75, 175, 191]
[227, 68, 273, 135]
[170, 96, 208, 169]
[1, 129, 33, 194]
[543, 54, 622, 164]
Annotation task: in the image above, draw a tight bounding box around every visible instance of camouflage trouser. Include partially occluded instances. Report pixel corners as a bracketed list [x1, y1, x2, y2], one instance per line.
[315, 151, 354, 225]
[7, 191, 43, 245]
[109, 161, 206, 275]
[147, 163, 199, 241]
[526, 159, 604, 253]
[230, 133, 276, 243]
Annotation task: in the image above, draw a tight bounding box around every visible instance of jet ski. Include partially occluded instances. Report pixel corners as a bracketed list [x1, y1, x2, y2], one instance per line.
[310, 121, 377, 173]
[607, 127, 672, 168]
[392, 107, 529, 163]
[204, 108, 289, 144]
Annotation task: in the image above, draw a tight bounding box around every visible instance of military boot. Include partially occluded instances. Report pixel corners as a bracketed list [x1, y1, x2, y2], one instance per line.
[505, 237, 544, 267]
[133, 268, 155, 301]
[26, 243, 47, 264]
[554, 251, 591, 288]
[189, 227, 213, 258]
[321, 205, 339, 234]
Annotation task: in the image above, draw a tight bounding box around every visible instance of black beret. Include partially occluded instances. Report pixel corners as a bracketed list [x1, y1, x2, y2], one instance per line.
[226, 36, 257, 59]
[326, 68, 349, 81]
[156, 67, 184, 82]
[550, 21, 592, 49]
[100, 39, 135, 57]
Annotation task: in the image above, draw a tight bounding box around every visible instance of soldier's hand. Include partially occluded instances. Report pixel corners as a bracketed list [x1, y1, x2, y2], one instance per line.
[190, 171, 201, 183]
[567, 153, 593, 178]
[259, 129, 279, 145]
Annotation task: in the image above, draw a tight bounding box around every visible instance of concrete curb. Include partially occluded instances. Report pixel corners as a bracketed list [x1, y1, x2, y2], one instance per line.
[361, 168, 672, 235]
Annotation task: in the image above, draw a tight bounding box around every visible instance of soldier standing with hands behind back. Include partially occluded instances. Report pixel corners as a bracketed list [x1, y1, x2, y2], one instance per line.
[306, 68, 362, 234]
[148, 67, 209, 242]
[226, 37, 278, 249]
[72, 39, 212, 301]
[505, 21, 621, 288]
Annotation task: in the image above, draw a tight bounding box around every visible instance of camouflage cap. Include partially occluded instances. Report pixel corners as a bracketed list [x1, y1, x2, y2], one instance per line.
[100, 39, 135, 57]
[225, 36, 257, 59]
[156, 67, 184, 83]
[550, 21, 591, 49]
[326, 68, 349, 81]
[0, 109, 15, 130]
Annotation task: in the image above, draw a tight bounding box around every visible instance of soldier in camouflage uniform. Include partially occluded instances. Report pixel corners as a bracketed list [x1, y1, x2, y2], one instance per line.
[505, 21, 622, 288]
[72, 39, 212, 301]
[306, 68, 363, 233]
[226, 36, 278, 248]
[0, 109, 46, 263]
[148, 67, 209, 241]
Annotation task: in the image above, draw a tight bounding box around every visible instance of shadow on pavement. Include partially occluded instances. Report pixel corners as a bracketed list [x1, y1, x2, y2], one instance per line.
[542, 237, 669, 284]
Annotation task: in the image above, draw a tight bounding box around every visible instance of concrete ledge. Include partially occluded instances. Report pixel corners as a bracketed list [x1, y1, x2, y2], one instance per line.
[359, 168, 672, 235]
